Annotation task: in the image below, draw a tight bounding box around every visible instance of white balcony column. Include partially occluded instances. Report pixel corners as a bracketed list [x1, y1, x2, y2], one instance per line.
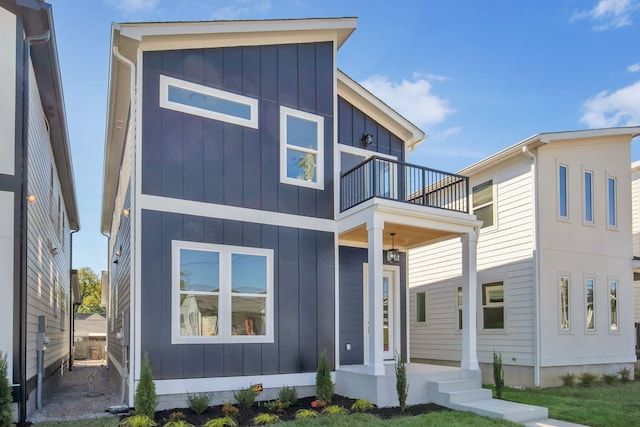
[461, 229, 480, 371]
[366, 219, 385, 375]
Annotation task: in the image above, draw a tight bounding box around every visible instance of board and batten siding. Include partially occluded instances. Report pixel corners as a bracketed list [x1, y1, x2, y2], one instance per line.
[409, 155, 535, 366]
[141, 43, 334, 219]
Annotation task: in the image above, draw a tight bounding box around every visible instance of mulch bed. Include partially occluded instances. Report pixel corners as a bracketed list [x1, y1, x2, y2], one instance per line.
[153, 395, 447, 426]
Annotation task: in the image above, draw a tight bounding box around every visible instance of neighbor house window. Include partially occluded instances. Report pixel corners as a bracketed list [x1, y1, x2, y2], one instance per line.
[457, 287, 463, 330]
[172, 241, 273, 344]
[49, 166, 54, 223]
[607, 176, 617, 228]
[482, 282, 504, 329]
[416, 292, 426, 323]
[159, 74, 258, 129]
[559, 164, 568, 219]
[584, 170, 593, 223]
[280, 106, 324, 190]
[585, 278, 595, 331]
[609, 280, 618, 331]
[560, 276, 570, 331]
[473, 180, 494, 228]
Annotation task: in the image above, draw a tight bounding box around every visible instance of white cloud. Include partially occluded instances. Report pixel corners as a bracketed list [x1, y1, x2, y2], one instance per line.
[435, 126, 462, 139]
[359, 74, 455, 129]
[211, 0, 272, 20]
[628, 62, 640, 72]
[106, 0, 159, 13]
[412, 71, 451, 82]
[579, 81, 640, 127]
[570, 0, 640, 30]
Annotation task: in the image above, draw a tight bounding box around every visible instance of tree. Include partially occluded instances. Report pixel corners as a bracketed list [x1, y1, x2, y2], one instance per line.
[135, 353, 158, 418]
[77, 266, 105, 314]
[0, 352, 13, 426]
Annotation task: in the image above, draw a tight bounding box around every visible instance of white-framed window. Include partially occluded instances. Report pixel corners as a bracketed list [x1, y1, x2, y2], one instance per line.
[172, 241, 274, 344]
[584, 170, 594, 224]
[416, 291, 426, 323]
[609, 279, 619, 332]
[280, 106, 324, 190]
[585, 277, 595, 332]
[472, 180, 494, 228]
[559, 275, 570, 332]
[159, 74, 258, 129]
[482, 281, 504, 329]
[457, 286, 463, 330]
[558, 164, 569, 219]
[607, 176, 617, 228]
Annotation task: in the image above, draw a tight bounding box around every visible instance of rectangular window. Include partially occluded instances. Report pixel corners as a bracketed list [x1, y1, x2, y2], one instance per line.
[560, 276, 570, 331]
[457, 287, 463, 330]
[482, 281, 504, 329]
[559, 164, 568, 218]
[280, 106, 324, 190]
[49, 166, 54, 223]
[173, 241, 273, 344]
[584, 171, 593, 223]
[159, 74, 258, 129]
[607, 176, 617, 228]
[585, 278, 595, 331]
[609, 280, 618, 331]
[416, 292, 426, 323]
[473, 180, 494, 228]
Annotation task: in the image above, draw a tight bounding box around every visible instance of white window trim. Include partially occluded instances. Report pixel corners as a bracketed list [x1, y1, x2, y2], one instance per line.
[280, 106, 324, 190]
[559, 273, 571, 334]
[172, 240, 274, 344]
[608, 276, 620, 334]
[583, 168, 595, 226]
[479, 280, 505, 332]
[472, 179, 496, 231]
[606, 175, 618, 230]
[584, 275, 596, 334]
[558, 162, 570, 222]
[159, 74, 258, 129]
[338, 144, 396, 162]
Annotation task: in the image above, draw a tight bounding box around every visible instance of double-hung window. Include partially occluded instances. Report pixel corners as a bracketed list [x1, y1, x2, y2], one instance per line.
[473, 180, 494, 228]
[482, 282, 504, 329]
[173, 241, 274, 344]
[609, 280, 619, 332]
[584, 170, 593, 223]
[560, 276, 570, 331]
[585, 278, 595, 331]
[607, 176, 617, 228]
[280, 106, 324, 190]
[559, 164, 568, 219]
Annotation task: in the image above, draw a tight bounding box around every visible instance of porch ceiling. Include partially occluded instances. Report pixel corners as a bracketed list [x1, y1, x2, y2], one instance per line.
[339, 222, 455, 249]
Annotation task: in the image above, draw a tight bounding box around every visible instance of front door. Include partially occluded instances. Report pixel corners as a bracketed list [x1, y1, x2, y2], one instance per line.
[382, 270, 395, 360]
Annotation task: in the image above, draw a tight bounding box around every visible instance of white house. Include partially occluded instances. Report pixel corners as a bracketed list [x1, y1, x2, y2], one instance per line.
[409, 128, 640, 387]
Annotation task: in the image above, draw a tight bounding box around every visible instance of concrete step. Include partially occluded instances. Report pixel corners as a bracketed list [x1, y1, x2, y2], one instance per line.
[433, 378, 482, 393]
[447, 388, 493, 404]
[451, 398, 549, 423]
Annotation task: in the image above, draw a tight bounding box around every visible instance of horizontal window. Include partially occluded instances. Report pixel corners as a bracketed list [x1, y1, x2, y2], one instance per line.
[159, 75, 258, 129]
[172, 241, 273, 344]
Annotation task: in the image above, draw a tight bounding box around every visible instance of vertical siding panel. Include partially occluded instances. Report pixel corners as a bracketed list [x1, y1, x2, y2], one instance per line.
[242, 46, 260, 98]
[315, 42, 333, 116]
[352, 108, 365, 146]
[183, 114, 204, 202]
[223, 125, 243, 206]
[260, 100, 278, 212]
[277, 44, 299, 215]
[261, 225, 279, 374]
[243, 127, 261, 209]
[183, 48, 204, 83]
[318, 117, 334, 219]
[260, 46, 277, 102]
[203, 120, 224, 204]
[182, 216, 205, 377]
[141, 210, 163, 371]
[141, 66, 162, 195]
[317, 232, 335, 368]
[203, 48, 223, 88]
[376, 126, 391, 156]
[223, 220, 243, 376]
[223, 47, 242, 93]
[338, 97, 353, 147]
[298, 230, 318, 371]
[339, 246, 367, 365]
[162, 108, 184, 199]
[297, 43, 316, 112]
[203, 218, 224, 377]
[278, 227, 299, 373]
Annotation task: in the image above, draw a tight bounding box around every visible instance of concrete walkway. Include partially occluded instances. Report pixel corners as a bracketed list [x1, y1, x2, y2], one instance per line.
[524, 419, 589, 427]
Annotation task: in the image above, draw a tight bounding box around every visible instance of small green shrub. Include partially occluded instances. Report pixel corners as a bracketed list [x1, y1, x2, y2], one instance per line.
[266, 399, 288, 413]
[135, 353, 158, 419]
[277, 385, 298, 406]
[395, 353, 408, 413]
[163, 411, 194, 427]
[619, 368, 631, 383]
[0, 352, 13, 427]
[202, 417, 238, 427]
[579, 372, 598, 387]
[493, 351, 504, 399]
[221, 403, 238, 418]
[559, 372, 576, 387]
[635, 368, 640, 381]
[187, 392, 212, 415]
[316, 350, 334, 403]
[321, 405, 349, 416]
[294, 409, 319, 419]
[233, 387, 256, 410]
[602, 373, 618, 386]
[120, 414, 157, 427]
[251, 413, 281, 425]
[350, 399, 375, 412]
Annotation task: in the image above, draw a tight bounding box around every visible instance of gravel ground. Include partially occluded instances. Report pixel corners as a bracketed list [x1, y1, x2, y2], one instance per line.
[28, 361, 124, 423]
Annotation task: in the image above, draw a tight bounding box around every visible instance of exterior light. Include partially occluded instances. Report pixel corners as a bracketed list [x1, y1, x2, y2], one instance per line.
[26, 194, 36, 203]
[122, 208, 130, 218]
[362, 133, 374, 145]
[386, 232, 400, 264]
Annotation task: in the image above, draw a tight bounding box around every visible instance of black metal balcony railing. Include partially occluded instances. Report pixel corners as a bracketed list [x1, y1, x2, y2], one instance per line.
[340, 156, 469, 213]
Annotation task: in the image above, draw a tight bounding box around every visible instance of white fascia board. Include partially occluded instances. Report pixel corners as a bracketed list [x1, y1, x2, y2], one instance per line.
[337, 70, 425, 151]
[458, 134, 544, 177]
[539, 127, 640, 143]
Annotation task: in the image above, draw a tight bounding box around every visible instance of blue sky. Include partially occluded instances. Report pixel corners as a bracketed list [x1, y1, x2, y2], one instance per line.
[49, 0, 640, 275]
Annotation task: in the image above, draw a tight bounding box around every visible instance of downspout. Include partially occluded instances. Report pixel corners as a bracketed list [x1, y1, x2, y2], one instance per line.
[522, 145, 541, 387]
[19, 29, 51, 426]
[69, 229, 79, 371]
[112, 45, 136, 406]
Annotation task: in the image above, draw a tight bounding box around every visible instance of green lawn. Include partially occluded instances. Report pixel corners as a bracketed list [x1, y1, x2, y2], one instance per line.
[34, 417, 120, 427]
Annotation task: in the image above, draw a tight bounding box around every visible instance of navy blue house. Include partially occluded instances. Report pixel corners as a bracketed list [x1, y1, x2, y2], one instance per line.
[101, 18, 482, 409]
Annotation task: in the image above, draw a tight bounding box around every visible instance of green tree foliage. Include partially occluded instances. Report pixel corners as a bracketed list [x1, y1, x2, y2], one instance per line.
[0, 352, 13, 426]
[395, 353, 408, 412]
[315, 350, 334, 403]
[135, 353, 158, 419]
[493, 351, 504, 399]
[77, 266, 106, 314]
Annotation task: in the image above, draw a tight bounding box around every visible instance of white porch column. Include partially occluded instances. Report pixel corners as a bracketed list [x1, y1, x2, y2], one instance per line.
[367, 220, 385, 375]
[461, 230, 480, 371]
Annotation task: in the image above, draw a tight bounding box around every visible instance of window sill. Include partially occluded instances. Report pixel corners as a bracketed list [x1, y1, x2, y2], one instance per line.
[172, 336, 274, 345]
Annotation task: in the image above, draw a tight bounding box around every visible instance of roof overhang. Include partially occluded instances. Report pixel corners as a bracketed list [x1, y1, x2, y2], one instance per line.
[337, 70, 425, 152]
[19, 0, 79, 230]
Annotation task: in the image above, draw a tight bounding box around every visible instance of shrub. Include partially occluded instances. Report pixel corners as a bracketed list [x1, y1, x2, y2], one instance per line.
[619, 368, 632, 383]
[579, 372, 598, 387]
[233, 387, 255, 410]
[252, 413, 281, 425]
[559, 372, 576, 388]
[295, 409, 319, 419]
[350, 399, 375, 412]
[311, 399, 327, 408]
[120, 414, 157, 427]
[202, 417, 238, 427]
[186, 392, 212, 415]
[493, 351, 504, 399]
[163, 420, 194, 427]
[266, 399, 288, 413]
[321, 405, 349, 416]
[277, 385, 298, 407]
[602, 373, 618, 386]
[315, 350, 333, 403]
[221, 403, 238, 418]
[395, 353, 408, 413]
[635, 368, 640, 381]
[0, 352, 13, 427]
[135, 353, 158, 419]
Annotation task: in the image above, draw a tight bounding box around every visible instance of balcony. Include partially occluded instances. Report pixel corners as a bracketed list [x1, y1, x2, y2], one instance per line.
[340, 156, 469, 214]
